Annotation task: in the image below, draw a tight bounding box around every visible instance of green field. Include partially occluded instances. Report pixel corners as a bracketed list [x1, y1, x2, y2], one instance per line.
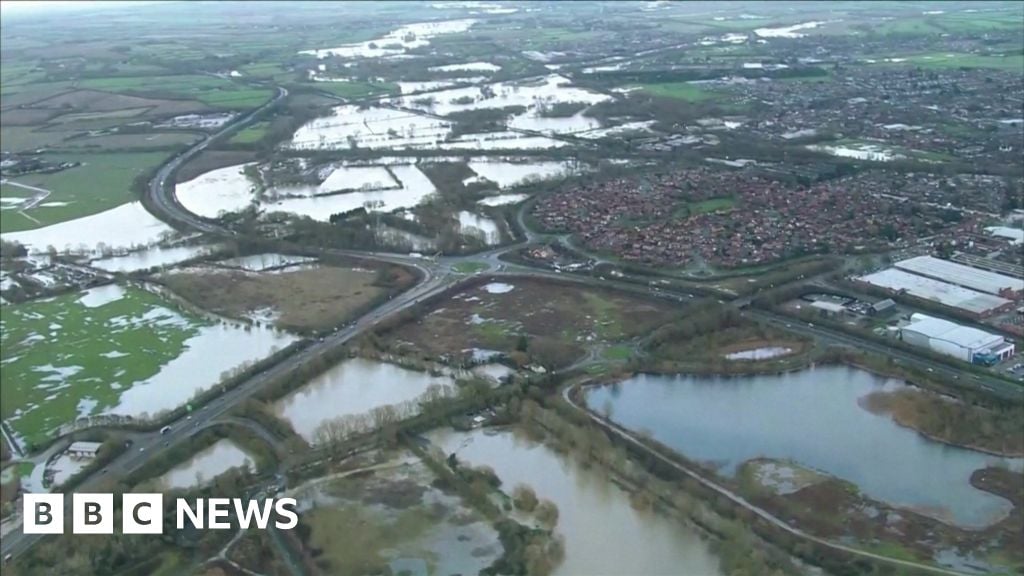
[0, 151, 168, 232]
[0, 285, 206, 448]
[229, 121, 271, 144]
[640, 82, 715, 102]
[452, 260, 489, 274]
[198, 88, 273, 109]
[892, 53, 1024, 71]
[305, 81, 398, 99]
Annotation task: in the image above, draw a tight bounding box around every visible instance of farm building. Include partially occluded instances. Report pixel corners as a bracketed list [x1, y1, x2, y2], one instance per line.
[858, 268, 1014, 318]
[893, 256, 1023, 299]
[901, 314, 1015, 364]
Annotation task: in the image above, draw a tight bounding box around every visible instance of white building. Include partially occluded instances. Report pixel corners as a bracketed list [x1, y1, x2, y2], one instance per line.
[893, 256, 1023, 298]
[859, 268, 1012, 317]
[67, 441, 103, 459]
[900, 313, 1014, 363]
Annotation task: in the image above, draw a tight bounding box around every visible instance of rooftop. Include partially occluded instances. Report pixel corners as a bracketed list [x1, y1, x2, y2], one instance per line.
[859, 268, 1012, 315]
[894, 256, 1023, 296]
[904, 313, 1004, 350]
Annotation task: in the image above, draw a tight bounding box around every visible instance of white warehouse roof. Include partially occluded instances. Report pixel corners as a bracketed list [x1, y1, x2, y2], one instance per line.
[904, 313, 1004, 351]
[985, 226, 1024, 245]
[859, 268, 1012, 315]
[894, 256, 1023, 296]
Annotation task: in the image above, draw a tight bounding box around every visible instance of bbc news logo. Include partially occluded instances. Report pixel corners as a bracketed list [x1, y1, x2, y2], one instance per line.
[24, 493, 298, 534]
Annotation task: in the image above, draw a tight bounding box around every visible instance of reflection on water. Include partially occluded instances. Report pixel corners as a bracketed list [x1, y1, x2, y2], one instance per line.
[427, 427, 723, 576]
[586, 365, 1022, 527]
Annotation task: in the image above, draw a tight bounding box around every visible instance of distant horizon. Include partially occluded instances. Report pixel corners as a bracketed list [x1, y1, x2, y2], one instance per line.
[0, 0, 164, 16]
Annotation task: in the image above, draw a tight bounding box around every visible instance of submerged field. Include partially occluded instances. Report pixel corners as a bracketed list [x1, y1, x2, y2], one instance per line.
[0, 283, 295, 448]
[292, 453, 502, 576]
[390, 278, 678, 368]
[0, 151, 169, 232]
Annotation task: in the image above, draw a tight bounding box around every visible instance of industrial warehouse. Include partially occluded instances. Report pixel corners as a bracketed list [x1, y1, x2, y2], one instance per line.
[901, 313, 1016, 366]
[858, 256, 1022, 318]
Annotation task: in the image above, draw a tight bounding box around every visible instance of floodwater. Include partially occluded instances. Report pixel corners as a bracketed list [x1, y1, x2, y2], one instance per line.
[1, 201, 175, 255]
[273, 358, 454, 441]
[89, 244, 214, 273]
[265, 164, 437, 220]
[457, 211, 500, 244]
[807, 143, 900, 161]
[272, 165, 398, 197]
[754, 21, 826, 38]
[482, 282, 513, 294]
[156, 439, 253, 490]
[110, 318, 297, 418]
[175, 163, 256, 219]
[477, 193, 529, 206]
[298, 19, 477, 59]
[429, 61, 500, 72]
[288, 105, 452, 151]
[388, 74, 610, 118]
[427, 427, 723, 576]
[586, 365, 1023, 528]
[464, 159, 572, 188]
[723, 346, 793, 360]
[217, 253, 317, 271]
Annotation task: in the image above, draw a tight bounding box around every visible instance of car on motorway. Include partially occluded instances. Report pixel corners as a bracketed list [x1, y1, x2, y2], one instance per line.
[160, 425, 171, 434]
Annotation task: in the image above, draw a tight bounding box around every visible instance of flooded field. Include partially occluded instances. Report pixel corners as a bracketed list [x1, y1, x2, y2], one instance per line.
[216, 253, 316, 271]
[464, 159, 573, 189]
[290, 453, 501, 575]
[586, 365, 1022, 528]
[89, 244, 214, 273]
[289, 106, 453, 151]
[723, 346, 793, 360]
[265, 164, 438, 220]
[0, 283, 295, 447]
[387, 74, 609, 118]
[427, 427, 723, 576]
[1, 201, 175, 255]
[273, 358, 454, 442]
[175, 163, 256, 218]
[477, 193, 529, 206]
[457, 211, 500, 244]
[156, 439, 253, 490]
[299, 19, 477, 59]
[807, 142, 900, 161]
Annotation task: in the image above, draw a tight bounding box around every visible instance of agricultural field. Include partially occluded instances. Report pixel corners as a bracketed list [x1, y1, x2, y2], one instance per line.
[639, 83, 716, 102]
[0, 283, 294, 450]
[160, 261, 415, 333]
[0, 151, 168, 232]
[389, 278, 679, 368]
[228, 121, 271, 144]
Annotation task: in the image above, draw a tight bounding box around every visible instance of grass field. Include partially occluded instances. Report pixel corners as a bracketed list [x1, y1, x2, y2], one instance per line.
[391, 278, 678, 368]
[52, 132, 201, 152]
[640, 82, 714, 102]
[304, 81, 398, 99]
[0, 285, 205, 447]
[228, 121, 271, 144]
[690, 197, 736, 215]
[890, 53, 1024, 71]
[452, 261, 489, 274]
[0, 151, 169, 232]
[161, 263, 411, 332]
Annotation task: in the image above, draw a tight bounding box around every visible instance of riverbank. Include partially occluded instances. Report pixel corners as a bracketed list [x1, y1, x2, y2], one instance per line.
[861, 388, 1024, 458]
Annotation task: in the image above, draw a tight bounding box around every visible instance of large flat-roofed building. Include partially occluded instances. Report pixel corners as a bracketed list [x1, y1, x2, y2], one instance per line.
[893, 256, 1023, 299]
[858, 268, 1014, 318]
[901, 313, 1015, 363]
